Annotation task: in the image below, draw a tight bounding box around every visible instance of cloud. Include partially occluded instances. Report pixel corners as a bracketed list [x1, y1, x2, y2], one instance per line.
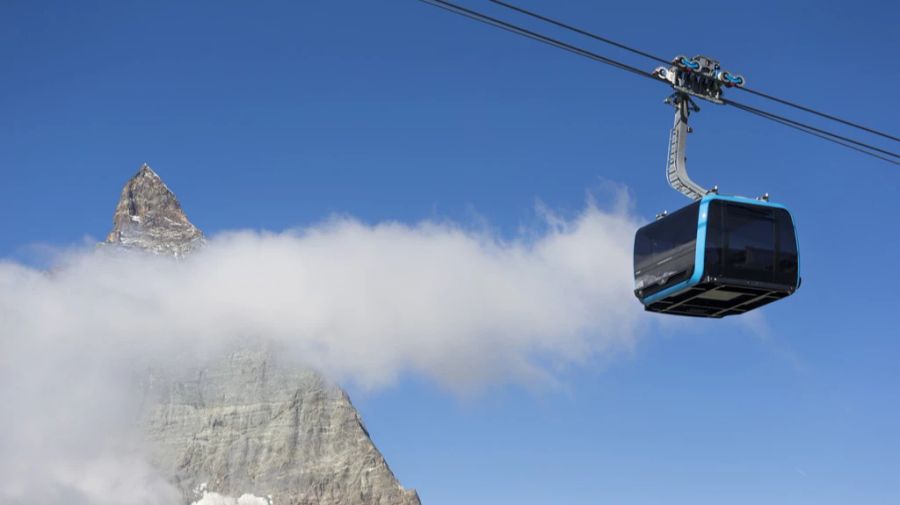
[0, 197, 643, 503]
[1, 199, 643, 390]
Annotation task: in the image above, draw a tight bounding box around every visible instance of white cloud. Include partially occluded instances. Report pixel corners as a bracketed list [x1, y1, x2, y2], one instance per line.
[1, 200, 643, 390]
[0, 198, 643, 503]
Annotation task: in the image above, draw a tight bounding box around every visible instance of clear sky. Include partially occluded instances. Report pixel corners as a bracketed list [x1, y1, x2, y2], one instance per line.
[2, 1, 899, 504]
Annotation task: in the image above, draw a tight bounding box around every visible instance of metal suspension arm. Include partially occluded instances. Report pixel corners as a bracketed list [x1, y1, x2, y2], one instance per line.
[666, 93, 709, 201]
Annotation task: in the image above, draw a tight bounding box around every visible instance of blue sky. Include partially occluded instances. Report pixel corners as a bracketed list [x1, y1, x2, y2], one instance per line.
[2, 1, 899, 504]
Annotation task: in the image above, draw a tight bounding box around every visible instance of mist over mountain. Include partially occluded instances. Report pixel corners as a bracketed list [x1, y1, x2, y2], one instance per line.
[107, 165, 420, 504]
[0, 164, 641, 504]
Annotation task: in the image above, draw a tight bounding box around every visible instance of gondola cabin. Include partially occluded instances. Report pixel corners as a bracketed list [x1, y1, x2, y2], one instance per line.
[634, 194, 799, 318]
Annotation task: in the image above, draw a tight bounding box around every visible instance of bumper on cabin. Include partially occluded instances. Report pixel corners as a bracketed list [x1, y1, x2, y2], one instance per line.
[637, 276, 798, 318]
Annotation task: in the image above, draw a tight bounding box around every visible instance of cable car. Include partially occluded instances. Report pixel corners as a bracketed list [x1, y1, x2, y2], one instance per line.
[632, 56, 801, 317]
[634, 194, 800, 318]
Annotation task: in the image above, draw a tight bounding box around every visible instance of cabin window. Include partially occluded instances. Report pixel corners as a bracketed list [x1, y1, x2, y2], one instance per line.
[705, 201, 798, 285]
[634, 202, 700, 270]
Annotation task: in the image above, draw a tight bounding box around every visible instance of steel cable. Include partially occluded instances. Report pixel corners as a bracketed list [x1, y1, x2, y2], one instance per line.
[419, 0, 900, 165]
[486, 0, 900, 143]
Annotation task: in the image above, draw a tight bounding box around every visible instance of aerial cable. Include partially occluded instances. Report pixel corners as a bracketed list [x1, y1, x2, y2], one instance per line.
[736, 88, 900, 143]
[487, 0, 670, 65]
[417, 0, 662, 83]
[725, 99, 900, 165]
[418, 0, 900, 165]
[487, 0, 900, 144]
[722, 98, 900, 164]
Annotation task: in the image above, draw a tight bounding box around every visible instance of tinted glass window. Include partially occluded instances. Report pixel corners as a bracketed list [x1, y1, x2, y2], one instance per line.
[775, 208, 799, 283]
[634, 202, 699, 269]
[705, 201, 797, 285]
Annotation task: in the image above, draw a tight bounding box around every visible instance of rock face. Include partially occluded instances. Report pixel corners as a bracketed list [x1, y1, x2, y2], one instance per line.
[105, 164, 204, 257]
[140, 346, 420, 505]
[110, 165, 419, 505]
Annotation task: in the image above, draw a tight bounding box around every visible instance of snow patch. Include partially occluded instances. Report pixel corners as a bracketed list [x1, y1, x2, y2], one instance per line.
[192, 490, 272, 505]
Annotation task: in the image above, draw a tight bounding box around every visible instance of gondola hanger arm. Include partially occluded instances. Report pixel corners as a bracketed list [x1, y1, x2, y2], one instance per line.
[654, 55, 743, 201]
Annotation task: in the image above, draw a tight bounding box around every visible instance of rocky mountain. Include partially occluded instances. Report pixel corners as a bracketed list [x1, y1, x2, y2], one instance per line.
[105, 164, 204, 257]
[140, 345, 420, 505]
[109, 165, 420, 505]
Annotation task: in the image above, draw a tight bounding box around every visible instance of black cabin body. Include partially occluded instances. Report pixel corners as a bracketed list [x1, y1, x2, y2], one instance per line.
[634, 194, 800, 318]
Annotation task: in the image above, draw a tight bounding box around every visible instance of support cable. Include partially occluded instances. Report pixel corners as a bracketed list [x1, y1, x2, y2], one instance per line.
[724, 98, 900, 162]
[737, 88, 900, 143]
[417, 0, 660, 83]
[725, 99, 900, 165]
[486, 0, 900, 143]
[418, 0, 900, 165]
[487, 0, 670, 65]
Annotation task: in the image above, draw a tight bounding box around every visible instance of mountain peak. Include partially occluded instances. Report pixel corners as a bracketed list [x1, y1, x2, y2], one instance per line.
[137, 162, 157, 177]
[105, 164, 204, 257]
